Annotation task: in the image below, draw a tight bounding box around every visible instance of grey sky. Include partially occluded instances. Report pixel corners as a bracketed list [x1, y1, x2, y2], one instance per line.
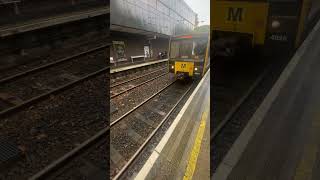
[184, 0, 210, 25]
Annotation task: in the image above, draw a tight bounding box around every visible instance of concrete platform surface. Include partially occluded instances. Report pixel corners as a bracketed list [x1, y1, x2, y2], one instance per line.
[110, 59, 168, 74]
[214, 19, 320, 180]
[134, 69, 210, 180]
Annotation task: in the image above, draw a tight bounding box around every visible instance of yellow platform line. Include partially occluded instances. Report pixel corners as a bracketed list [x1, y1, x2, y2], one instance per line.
[183, 102, 209, 180]
[294, 115, 320, 180]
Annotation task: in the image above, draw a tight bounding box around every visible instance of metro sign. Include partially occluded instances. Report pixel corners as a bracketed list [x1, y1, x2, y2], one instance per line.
[227, 7, 244, 22]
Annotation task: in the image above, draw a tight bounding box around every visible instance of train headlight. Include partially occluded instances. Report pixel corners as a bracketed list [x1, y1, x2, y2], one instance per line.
[171, 65, 174, 69]
[195, 67, 198, 71]
[271, 20, 280, 29]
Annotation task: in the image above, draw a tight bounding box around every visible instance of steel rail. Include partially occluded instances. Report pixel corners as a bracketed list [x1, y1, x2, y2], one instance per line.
[110, 67, 167, 88]
[112, 83, 194, 180]
[110, 72, 168, 99]
[29, 127, 109, 180]
[0, 44, 110, 84]
[211, 68, 269, 140]
[110, 79, 176, 127]
[0, 67, 109, 118]
[30, 79, 178, 179]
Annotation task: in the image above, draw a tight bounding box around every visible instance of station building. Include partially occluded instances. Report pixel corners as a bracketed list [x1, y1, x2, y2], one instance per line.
[110, 0, 197, 64]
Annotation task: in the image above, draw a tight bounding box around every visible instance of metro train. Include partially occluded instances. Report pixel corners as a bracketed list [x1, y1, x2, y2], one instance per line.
[212, 0, 312, 56]
[168, 32, 210, 79]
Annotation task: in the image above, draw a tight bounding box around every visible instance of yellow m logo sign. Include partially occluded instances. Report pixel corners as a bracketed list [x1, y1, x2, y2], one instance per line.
[227, 7, 243, 22]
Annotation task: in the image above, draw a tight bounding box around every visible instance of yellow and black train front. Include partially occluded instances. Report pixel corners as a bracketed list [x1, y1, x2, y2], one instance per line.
[168, 33, 210, 79]
[212, 0, 311, 56]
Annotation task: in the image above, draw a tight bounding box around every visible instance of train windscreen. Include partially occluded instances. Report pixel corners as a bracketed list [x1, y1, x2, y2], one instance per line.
[170, 38, 208, 60]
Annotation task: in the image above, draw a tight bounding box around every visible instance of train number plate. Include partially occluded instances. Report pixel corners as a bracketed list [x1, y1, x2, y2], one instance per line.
[270, 34, 288, 41]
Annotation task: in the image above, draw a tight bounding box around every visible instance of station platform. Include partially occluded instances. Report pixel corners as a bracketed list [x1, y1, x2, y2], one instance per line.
[110, 59, 168, 74]
[214, 19, 320, 180]
[133, 69, 210, 179]
[0, 6, 109, 37]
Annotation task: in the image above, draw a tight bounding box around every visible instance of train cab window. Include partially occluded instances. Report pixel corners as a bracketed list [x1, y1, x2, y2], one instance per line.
[170, 39, 193, 59]
[170, 38, 208, 60]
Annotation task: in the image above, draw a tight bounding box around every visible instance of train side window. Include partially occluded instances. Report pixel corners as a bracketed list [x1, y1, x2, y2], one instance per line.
[194, 39, 208, 56]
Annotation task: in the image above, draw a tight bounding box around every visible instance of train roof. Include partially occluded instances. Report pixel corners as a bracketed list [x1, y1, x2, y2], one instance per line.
[171, 32, 209, 40]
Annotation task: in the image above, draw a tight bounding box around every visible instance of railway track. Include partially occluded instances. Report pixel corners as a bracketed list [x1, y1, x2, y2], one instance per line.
[24, 77, 193, 180]
[0, 44, 109, 118]
[211, 56, 269, 131]
[211, 54, 293, 175]
[110, 66, 167, 88]
[26, 65, 172, 180]
[0, 37, 109, 79]
[110, 70, 169, 98]
[211, 69, 268, 139]
[29, 128, 109, 180]
[0, 71, 109, 179]
[210, 57, 270, 173]
[110, 80, 193, 179]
